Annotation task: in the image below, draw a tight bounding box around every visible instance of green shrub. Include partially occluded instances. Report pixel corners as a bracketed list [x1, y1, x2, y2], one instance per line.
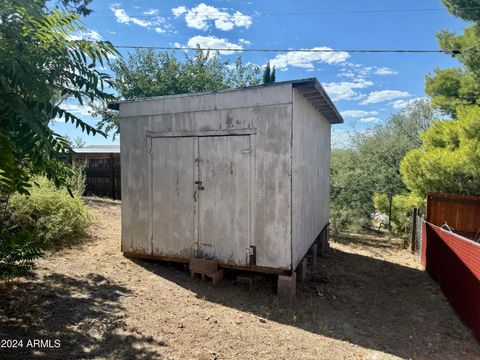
[8, 176, 92, 249]
[67, 161, 87, 196]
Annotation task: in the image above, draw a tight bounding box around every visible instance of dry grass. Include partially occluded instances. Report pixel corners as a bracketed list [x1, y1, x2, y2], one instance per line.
[0, 200, 479, 359]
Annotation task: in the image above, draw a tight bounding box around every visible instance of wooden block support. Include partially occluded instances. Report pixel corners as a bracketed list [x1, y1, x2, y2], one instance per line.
[189, 257, 218, 274]
[189, 257, 223, 286]
[318, 231, 326, 258]
[296, 258, 308, 283]
[210, 270, 224, 286]
[277, 273, 296, 298]
[325, 223, 332, 252]
[308, 243, 318, 268]
[318, 225, 329, 257]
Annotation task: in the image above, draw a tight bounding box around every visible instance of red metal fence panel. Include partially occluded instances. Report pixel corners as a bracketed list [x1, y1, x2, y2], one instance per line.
[422, 222, 480, 342]
[427, 192, 480, 240]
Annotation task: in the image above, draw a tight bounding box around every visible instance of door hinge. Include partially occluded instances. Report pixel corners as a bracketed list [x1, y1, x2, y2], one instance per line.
[241, 148, 253, 154]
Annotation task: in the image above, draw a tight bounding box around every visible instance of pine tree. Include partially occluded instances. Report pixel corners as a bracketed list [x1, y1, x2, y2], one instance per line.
[262, 62, 276, 84]
[263, 62, 271, 83]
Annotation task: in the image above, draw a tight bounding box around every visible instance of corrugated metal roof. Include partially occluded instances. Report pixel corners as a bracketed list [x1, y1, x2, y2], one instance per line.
[108, 77, 343, 124]
[73, 145, 120, 154]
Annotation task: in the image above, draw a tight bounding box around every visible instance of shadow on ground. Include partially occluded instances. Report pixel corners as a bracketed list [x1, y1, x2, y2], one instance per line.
[134, 244, 479, 359]
[0, 273, 164, 359]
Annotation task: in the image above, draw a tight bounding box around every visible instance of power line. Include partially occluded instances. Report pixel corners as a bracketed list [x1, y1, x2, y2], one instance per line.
[89, 6, 480, 18]
[114, 45, 471, 55]
[253, 7, 480, 16]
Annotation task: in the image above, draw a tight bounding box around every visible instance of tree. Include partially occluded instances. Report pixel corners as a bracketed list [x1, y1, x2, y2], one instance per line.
[441, 0, 480, 21]
[401, 105, 480, 197]
[426, 1, 480, 117]
[0, 0, 117, 277]
[330, 100, 434, 233]
[1, 0, 117, 196]
[330, 148, 376, 232]
[56, 0, 93, 16]
[95, 48, 262, 138]
[262, 62, 276, 84]
[402, 0, 480, 199]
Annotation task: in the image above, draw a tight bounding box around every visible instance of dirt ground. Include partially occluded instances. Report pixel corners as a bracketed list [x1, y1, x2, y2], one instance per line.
[1, 199, 479, 359]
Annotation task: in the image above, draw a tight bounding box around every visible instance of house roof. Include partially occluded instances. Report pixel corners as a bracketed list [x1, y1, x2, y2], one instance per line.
[108, 78, 343, 124]
[73, 145, 120, 154]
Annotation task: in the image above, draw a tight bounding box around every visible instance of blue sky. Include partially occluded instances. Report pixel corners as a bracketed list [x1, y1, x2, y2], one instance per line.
[51, 0, 467, 147]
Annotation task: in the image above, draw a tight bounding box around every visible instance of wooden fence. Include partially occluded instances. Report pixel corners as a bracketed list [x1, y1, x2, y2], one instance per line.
[426, 192, 480, 241]
[73, 153, 121, 200]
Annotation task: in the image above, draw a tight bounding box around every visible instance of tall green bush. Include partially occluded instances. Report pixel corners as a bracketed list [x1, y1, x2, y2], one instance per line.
[8, 177, 92, 249]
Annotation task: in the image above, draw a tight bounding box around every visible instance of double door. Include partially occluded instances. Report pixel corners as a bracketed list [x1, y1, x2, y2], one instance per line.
[150, 134, 253, 266]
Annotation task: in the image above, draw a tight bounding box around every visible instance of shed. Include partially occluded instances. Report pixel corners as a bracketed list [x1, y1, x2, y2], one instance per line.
[110, 78, 343, 284]
[72, 145, 121, 199]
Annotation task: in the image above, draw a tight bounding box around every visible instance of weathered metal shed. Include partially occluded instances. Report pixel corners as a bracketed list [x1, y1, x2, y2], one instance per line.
[110, 78, 343, 290]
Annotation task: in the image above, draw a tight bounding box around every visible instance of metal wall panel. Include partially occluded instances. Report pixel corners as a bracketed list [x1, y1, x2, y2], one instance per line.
[151, 137, 196, 258]
[198, 136, 252, 265]
[292, 89, 331, 269]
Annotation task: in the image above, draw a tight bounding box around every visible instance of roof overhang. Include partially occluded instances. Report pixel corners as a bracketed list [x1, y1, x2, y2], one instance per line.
[291, 78, 343, 124]
[108, 77, 343, 124]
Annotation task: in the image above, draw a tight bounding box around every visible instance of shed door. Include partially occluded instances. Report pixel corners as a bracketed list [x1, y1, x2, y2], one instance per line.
[151, 137, 196, 258]
[198, 136, 252, 265]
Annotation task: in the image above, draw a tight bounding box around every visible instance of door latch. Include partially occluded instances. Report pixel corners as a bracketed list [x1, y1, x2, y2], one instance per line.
[195, 180, 205, 190]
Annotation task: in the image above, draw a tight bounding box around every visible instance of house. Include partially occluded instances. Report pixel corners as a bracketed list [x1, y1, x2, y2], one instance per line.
[109, 78, 343, 295]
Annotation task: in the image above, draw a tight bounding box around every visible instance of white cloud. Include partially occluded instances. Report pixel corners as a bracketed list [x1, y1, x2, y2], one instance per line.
[58, 103, 95, 120]
[359, 117, 381, 123]
[339, 63, 397, 78]
[67, 30, 103, 41]
[392, 97, 428, 110]
[238, 38, 251, 45]
[111, 5, 151, 27]
[231, 11, 252, 28]
[187, 35, 242, 55]
[111, 5, 168, 33]
[172, 6, 187, 17]
[270, 47, 349, 71]
[144, 9, 159, 15]
[341, 110, 379, 118]
[323, 79, 374, 101]
[374, 67, 397, 75]
[360, 90, 410, 105]
[172, 3, 252, 31]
